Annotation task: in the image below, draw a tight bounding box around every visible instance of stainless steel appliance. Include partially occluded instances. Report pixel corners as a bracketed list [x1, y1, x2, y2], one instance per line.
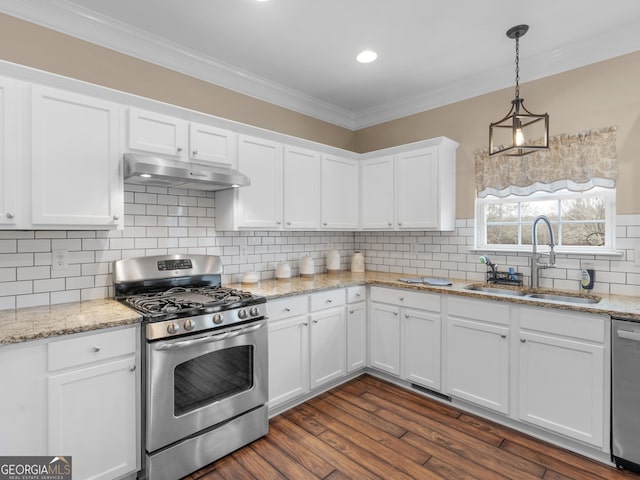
[114, 254, 268, 480]
[611, 318, 640, 473]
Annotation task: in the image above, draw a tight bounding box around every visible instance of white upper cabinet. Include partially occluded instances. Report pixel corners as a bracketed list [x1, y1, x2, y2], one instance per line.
[321, 155, 359, 229]
[127, 107, 188, 160]
[360, 156, 394, 229]
[31, 85, 123, 228]
[360, 138, 458, 231]
[283, 145, 321, 229]
[189, 122, 237, 167]
[216, 134, 283, 230]
[0, 77, 20, 227]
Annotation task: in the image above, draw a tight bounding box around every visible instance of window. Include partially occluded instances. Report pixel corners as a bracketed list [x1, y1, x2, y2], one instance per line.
[475, 188, 615, 253]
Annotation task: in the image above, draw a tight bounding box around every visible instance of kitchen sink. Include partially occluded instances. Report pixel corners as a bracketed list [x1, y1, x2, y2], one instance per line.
[464, 284, 601, 304]
[464, 285, 527, 296]
[526, 293, 600, 304]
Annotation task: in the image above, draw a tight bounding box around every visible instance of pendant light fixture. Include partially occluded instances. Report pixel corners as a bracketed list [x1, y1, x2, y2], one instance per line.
[489, 24, 549, 156]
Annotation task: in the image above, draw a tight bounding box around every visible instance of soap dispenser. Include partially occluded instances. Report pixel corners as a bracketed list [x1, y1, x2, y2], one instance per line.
[581, 269, 595, 292]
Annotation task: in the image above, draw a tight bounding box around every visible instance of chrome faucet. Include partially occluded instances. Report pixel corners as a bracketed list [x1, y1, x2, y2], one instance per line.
[531, 215, 556, 289]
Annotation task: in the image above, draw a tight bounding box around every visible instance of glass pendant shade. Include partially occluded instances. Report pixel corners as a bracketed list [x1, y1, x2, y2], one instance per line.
[489, 24, 549, 157]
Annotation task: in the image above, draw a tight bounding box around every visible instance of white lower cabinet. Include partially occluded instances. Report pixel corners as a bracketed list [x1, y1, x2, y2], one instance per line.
[446, 297, 510, 414]
[403, 309, 441, 390]
[0, 325, 139, 480]
[346, 286, 367, 372]
[369, 287, 442, 389]
[267, 289, 349, 410]
[517, 306, 607, 448]
[268, 311, 310, 407]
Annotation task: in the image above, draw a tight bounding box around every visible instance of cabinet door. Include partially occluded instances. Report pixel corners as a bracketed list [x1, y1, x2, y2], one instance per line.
[31, 86, 122, 227]
[283, 145, 320, 229]
[127, 107, 188, 160]
[189, 122, 236, 167]
[519, 331, 605, 447]
[48, 357, 138, 480]
[0, 77, 19, 227]
[235, 134, 283, 228]
[360, 156, 394, 229]
[395, 147, 439, 229]
[446, 317, 510, 414]
[268, 315, 309, 407]
[321, 155, 359, 229]
[347, 302, 367, 372]
[369, 302, 401, 375]
[310, 307, 346, 389]
[403, 309, 441, 390]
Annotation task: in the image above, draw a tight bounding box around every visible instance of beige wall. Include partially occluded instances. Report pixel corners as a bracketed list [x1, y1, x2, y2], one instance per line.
[354, 51, 640, 217]
[1, 14, 638, 217]
[0, 14, 355, 150]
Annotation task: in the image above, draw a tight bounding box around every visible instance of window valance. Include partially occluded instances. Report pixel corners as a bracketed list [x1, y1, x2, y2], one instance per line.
[475, 126, 618, 198]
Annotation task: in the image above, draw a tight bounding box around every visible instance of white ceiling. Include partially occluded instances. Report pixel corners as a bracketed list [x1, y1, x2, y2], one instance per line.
[2, 0, 640, 129]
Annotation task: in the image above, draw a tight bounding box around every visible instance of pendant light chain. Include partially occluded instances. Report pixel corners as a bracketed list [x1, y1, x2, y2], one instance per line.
[514, 35, 520, 100]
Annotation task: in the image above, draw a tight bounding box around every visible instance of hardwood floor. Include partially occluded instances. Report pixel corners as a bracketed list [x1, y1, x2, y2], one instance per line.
[183, 374, 639, 480]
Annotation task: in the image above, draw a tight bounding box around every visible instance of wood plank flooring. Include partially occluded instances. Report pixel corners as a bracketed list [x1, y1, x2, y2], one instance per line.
[183, 374, 640, 480]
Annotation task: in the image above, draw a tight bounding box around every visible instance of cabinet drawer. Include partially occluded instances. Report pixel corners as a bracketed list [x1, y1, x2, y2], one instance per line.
[48, 327, 137, 371]
[519, 306, 606, 343]
[311, 289, 346, 311]
[267, 295, 309, 321]
[347, 286, 366, 303]
[447, 296, 510, 325]
[370, 287, 440, 311]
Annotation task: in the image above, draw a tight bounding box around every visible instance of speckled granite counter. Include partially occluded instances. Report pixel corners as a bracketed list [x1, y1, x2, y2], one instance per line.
[3, 271, 640, 347]
[0, 299, 142, 346]
[228, 271, 640, 321]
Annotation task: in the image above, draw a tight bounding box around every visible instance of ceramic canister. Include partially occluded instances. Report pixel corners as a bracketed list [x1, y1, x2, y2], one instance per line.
[326, 249, 340, 272]
[351, 251, 365, 273]
[275, 262, 291, 280]
[300, 256, 314, 277]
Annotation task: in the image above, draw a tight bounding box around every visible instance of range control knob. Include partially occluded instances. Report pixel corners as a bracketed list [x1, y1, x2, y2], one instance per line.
[213, 313, 223, 325]
[166, 322, 180, 335]
[238, 309, 248, 319]
[184, 319, 195, 331]
[250, 306, 259, 317]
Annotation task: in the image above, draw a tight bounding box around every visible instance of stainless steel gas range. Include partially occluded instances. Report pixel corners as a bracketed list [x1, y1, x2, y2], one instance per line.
[113, 254, 268, 480]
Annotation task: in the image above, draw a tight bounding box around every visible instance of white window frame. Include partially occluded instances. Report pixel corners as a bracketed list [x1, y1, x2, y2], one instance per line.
[475, 188, 616, 254]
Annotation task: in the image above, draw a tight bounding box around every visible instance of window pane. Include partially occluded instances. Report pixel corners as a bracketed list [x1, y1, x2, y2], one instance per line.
[562, 223, 605, 246]
[487, 224, 519, 244]
[522, 223, 558, 245]
[520, 200, 558, 222]
[485, 203, 518, 223]
[561, 198, 605, 222]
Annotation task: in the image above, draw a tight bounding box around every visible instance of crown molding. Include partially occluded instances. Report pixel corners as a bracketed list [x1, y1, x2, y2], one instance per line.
[2, 1, 639, 131]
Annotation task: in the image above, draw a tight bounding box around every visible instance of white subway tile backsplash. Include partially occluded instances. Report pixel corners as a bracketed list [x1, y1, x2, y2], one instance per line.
[18, 239, 50, 253]
[0, 240, 16, 253]
[17, 293, 49, 309]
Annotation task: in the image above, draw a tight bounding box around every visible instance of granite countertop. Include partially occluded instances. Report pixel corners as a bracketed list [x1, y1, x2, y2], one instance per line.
[0, 299, 142, 346]
[3, 270, 640, 347]
[229, 271, 640, 321]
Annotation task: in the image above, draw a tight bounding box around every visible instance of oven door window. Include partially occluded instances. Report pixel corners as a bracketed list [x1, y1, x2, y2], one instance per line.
[173, 345, 254, 416]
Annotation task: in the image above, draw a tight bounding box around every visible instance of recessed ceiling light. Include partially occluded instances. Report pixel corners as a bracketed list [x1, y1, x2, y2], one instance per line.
[356, 50, 378, 64]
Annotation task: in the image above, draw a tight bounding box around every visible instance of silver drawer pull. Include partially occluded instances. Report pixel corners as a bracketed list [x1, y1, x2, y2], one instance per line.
[284, 307, 291, 312]
[92, 346, 101, 352]
[129, 365, 136, 372]
[326, 299, 333, 303]
[349, 309, 354, 314]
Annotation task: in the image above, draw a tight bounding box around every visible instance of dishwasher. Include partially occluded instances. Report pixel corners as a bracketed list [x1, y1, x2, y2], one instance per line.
[612, 318, 640, 472]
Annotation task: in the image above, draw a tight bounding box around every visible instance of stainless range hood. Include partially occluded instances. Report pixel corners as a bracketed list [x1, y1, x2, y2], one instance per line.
[123, 153, 250, 191]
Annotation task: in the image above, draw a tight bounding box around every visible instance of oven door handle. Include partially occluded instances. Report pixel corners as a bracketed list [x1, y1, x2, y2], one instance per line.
[153, 321, 264, 351]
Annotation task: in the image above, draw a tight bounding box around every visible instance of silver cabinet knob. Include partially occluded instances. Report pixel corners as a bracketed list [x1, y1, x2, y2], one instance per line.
[276, 221, 281, 225]
[387, 222, 392, 226]
[129, 365, 136, 372]
[177, 147, 183, 152]
[284, 307, 291, 312]
[399, 296, 404, 301]
[520, 338, 526, 343]
[500, 334, 507, 339]
[113, 215, 119, 221]
[326, 299, 333, 303]
[6, 212, 14, 219]
[286, 222, 292, 226]
[313, 319, 318, 324]
[91, 346, 100, 352]
[349, 309, 354, 314]
[405, 314, 410, 318]
[323, 222, 328, 226]
[398, 222, 403, 226]
[393, 311, 398, 316]
[192, 149, 198, 155]
[356, 293, 361, 297]
[303, 321, 308, 326]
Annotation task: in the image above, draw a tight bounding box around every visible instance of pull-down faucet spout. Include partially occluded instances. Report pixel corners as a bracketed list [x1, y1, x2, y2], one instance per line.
[531, 215, 556, 288]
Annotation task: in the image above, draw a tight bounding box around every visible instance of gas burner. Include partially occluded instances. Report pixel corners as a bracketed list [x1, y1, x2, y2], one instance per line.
[123, 286, 258, 317]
